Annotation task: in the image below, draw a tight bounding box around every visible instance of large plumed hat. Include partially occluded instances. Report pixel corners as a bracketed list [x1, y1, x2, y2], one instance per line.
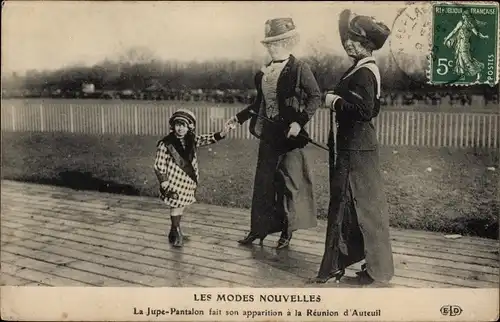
[169, 109, 196, 130]
[261, 18, 299, 44]
[338, 9, 391, 51]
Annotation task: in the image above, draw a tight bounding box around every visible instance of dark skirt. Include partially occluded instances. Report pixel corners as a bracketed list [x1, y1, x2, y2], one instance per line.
[249, 137, 317, 236]
[317, 149, 394, 282]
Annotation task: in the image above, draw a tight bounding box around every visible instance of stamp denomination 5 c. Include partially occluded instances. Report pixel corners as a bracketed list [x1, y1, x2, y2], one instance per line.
[429, 2, 499, 86]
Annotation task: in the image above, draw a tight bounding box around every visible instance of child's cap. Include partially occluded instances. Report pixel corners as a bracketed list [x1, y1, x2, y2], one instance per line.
[169, 109, 196, 130]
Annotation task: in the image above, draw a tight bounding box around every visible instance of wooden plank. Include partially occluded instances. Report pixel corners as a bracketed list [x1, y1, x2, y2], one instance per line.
[1, 233, 22, 245]
[0, 272, 40, 286]
[4, 200, 498, 264]
[2, 218, 461, 289]
[4, 206, 498, 280]
[67, 261, 197, 287]
[3, 222, 281, 287]
[233, 259, 453, 289]
[4, 199, 498, 264]
[0, 250, 134, 287]
[187, 206, 498, 247]
[178, 232, 498, 286]
[6, 221, 496, 290]
[389, 236, 498, 260]
[3, 244, 77, 266]
[1, 250, 24, 263]
[4, 218, 306, 287]
[395, 253, 499, 278]
[5, 198, 498, 259]
[0, 216, 473, 289]
[109, 202, 500, 249]
[1, 262, 90, 286]
[199, 233, 498, 285]
[9, 237, 238, 288]
[392, 262, 495, 288]
[176, 229, 499, 285]
[6, 181, 470, 245]
[2, 182, 498, 289]
[394, 258, 498, 284]
[3, 222, 247, 265]
[4, 190, 497, 249]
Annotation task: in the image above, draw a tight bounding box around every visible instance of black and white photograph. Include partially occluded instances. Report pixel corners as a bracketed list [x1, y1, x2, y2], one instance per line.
[1, 1, 499, 321]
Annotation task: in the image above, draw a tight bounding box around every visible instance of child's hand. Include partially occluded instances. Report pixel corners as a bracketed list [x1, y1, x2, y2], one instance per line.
[220, 120, 236, 137]
[220, 126, 230, 138]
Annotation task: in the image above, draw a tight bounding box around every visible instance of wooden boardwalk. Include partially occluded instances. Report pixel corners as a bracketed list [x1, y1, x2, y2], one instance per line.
[1, 180, 498, 288]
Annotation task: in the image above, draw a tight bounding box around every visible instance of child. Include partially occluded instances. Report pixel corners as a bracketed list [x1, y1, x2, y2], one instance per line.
[154, 108, 229, 247]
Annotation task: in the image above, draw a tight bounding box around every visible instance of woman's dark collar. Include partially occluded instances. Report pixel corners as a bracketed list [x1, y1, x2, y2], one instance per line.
[268, 54, 295, 66]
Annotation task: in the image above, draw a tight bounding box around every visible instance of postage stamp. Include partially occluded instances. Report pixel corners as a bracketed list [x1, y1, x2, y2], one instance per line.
[429, 2, 499, 86]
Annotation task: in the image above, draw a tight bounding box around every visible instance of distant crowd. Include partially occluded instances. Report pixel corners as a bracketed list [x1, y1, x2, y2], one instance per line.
[2, 87, 498, 108]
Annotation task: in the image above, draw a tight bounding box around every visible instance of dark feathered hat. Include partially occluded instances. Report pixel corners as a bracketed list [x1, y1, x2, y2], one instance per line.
[339, 9, 391, 51]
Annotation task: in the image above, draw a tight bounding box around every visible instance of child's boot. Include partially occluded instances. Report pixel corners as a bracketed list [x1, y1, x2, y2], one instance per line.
[168, 215, 177, 243]
[168, 227, 176, 244]
[172, 215, 184, 247]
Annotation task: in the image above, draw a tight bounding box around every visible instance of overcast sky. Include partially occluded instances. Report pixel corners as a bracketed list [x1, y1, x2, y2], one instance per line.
[3, 1, 407, 74]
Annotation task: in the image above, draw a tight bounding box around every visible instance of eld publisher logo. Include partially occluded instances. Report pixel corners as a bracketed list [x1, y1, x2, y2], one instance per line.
[440, 305, 463, 316]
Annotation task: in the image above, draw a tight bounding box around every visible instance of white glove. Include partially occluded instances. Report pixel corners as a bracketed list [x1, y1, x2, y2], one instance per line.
[225, 116, 238, 130]
[325, 92, 342, 110]
[287, 122, 301, 138]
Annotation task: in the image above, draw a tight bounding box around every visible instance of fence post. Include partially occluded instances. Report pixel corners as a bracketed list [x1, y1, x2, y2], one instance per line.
[465, 114, 469, 147]
[101, 105, 105, 134]
[40, 104, 45, 132]
[134, 105, 139, 135]
[11, 105, 16, 131]
[70, 104, 75, 133]
[487, 114, 492, 148]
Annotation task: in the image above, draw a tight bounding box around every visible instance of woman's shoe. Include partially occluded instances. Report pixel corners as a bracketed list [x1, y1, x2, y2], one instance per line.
[357, 269, 375, 285]
[331, 269, 346, 283]
[238, 232, 266, 245]
[356, 263, 367, 276]
[307, 269, 345, 284]
[173, 227, 184, 247]
[276, 232, 293, 249]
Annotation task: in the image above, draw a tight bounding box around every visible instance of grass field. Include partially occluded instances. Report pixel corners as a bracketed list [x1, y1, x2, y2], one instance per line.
[1, 131, 498, 239]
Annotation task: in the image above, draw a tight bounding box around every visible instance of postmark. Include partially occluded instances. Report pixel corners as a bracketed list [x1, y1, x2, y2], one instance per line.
[429, 2, 499, 86]
[390, 2, 434, 85]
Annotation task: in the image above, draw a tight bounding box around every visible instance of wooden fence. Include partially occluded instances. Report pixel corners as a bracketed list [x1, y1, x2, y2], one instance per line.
[1, 100, 499, 148]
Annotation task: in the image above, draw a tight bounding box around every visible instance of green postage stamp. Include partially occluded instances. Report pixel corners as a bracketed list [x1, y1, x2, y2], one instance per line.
[429, 2, 499, 86]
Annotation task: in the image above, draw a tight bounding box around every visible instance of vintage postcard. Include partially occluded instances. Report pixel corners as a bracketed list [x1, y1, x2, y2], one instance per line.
[1, 0, 499, 321]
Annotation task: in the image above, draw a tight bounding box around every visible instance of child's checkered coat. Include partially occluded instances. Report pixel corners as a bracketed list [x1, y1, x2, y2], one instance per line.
[154, 131, 224, 208]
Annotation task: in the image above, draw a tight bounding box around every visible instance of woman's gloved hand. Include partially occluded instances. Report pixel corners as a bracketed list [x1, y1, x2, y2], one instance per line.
[325, 92, 342, 110]
[287, 122, 301, 138]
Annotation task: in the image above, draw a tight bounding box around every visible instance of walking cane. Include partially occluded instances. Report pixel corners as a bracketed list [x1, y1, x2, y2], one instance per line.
[247, 110, 329, 151]
[328, 107, 336, 192]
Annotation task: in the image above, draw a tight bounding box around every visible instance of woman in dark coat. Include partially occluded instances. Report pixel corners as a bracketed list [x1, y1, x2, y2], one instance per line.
[309, 10, 394, 285]
[226, 18, 322, 249]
